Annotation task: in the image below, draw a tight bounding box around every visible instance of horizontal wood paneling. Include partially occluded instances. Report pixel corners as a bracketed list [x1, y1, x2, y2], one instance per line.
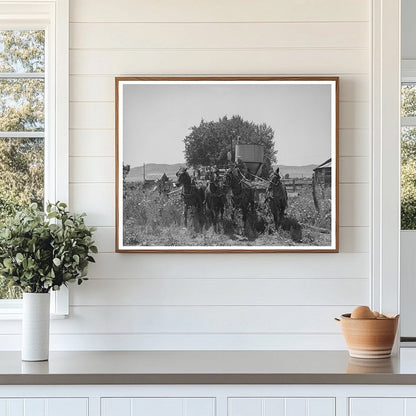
[70, 49, 368, 75]
[0, 306, 356, 335]
[339, 227, 369, 253]
[339, 129, 369, 157]
[69, 183, 114, 226]
[0, 333, 347, 351]
[60, 0, 372, 351]
[57, 305, 354, 334]
[69, 130, 114, 157]
[339, 184, 369, 227]
[91, 227, 115, 253]
[70, 103, 113, 129]
[339, 76, 369, 102]
[69, 157, 114, 183]
[70, 22, 368, 50]
[70, 76, 115, 102]
[91, 226, 369, 254]
[339, 157, 369, 183]
[69, 0, 369, 23]
[86, 253, 369, 279]
[69, 74, 369, 103]
[70, 277, 368, 306]
[339, 102, 369, 129]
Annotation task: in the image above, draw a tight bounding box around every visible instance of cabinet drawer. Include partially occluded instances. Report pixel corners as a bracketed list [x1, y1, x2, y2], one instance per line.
[0, 398, 88, 416]
[101, 397, 215, 416]
[228, 397, 335, 416]
[349, 398, 416, 416]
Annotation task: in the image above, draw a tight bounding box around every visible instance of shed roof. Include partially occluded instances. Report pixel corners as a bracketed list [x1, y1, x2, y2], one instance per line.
[314, 158, 331, 171]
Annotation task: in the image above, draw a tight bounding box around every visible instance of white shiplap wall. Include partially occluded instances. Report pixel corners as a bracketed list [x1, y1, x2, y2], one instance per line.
[54, 0, 371, 350]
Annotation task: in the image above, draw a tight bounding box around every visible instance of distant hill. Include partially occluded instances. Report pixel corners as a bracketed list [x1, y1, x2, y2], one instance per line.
[126, 162, 318, 182]
[126, 163, 184, 182]
[277, 164, 317, 179]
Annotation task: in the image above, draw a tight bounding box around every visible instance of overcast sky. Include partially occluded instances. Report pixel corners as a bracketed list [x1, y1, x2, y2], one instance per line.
[122, 81, 333, 167]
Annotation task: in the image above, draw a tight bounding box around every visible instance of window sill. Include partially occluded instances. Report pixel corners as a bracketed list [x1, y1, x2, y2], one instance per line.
[0, 312, 68, 320]
[0, 287, 69, 317]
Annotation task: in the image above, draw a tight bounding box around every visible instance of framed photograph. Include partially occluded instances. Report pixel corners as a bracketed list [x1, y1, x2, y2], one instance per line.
[116, 77, 339, 253]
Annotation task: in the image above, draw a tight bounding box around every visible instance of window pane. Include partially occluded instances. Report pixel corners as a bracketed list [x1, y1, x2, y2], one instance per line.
[0, 137, 44, 216]
[0, 78, 44, 131]
[401, 127, 416, 230]
[0, 283, 22, 300]
[402, 127, 416, 163]
[402, 83, 416, 117]
[0, 30, 45, 73]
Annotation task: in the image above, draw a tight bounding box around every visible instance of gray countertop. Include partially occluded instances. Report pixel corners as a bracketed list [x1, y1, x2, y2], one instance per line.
[2, 349, 416, 385]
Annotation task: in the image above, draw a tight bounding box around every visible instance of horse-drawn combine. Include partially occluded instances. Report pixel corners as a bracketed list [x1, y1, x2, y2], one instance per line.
[123, 143, 335, 247]
[169, 143, 298, 241]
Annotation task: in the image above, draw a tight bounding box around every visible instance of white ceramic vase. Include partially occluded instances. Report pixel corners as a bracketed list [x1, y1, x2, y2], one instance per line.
[22, 292, 50, 361]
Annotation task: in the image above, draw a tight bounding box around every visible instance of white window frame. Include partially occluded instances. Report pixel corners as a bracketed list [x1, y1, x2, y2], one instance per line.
[399, 60, 416, 341]
[0, 0, 69, 317]
[371, 0, 401, 323]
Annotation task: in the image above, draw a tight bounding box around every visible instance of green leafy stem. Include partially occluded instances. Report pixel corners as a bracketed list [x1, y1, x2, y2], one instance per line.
[0, 202, 97, 293]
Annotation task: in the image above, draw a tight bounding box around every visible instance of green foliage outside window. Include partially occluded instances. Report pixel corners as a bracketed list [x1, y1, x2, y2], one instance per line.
[401, 84, 416, 230]
[402, 155, 416, 229]
[0, 30, 45, 298]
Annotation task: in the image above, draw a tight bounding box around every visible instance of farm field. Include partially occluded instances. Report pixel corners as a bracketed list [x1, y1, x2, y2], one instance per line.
[123, 181, 331, 248]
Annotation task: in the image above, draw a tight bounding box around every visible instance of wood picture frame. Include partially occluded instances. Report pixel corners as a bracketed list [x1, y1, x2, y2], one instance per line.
[115, 76, 339, 253]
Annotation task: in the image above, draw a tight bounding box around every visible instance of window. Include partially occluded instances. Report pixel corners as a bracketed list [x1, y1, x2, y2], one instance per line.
[401, 79, 416, 229]
[0, 29, 45, 300]
[400, 62, 416, 340]
[0, 0, 69, 314]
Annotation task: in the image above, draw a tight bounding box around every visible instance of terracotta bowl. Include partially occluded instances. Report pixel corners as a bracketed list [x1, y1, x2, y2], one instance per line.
[337, 313, 399, 359]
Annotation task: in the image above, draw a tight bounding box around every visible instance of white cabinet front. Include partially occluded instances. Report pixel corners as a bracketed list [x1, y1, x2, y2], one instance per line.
[0, 398, 88, 416]
[228, 397, 335, 416]
[350, 398, 416, 416]
[101, 398, 215, 416]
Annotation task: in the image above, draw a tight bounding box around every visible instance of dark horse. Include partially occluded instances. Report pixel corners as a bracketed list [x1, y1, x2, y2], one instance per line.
[205, 170, 226, 232]
[175, 167, 205, 228]
[267, 169, 288, 230]
[224, 167, 255, 228]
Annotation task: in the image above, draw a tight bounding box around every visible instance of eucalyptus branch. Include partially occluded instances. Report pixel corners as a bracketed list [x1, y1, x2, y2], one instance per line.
[0, 202, 97, 293]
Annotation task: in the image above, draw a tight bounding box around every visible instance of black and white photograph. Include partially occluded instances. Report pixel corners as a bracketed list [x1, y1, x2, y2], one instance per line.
[116, 77, 338, 252]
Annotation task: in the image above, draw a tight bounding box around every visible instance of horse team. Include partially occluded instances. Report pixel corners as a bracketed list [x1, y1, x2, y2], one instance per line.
[174, 165, 288, 235]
